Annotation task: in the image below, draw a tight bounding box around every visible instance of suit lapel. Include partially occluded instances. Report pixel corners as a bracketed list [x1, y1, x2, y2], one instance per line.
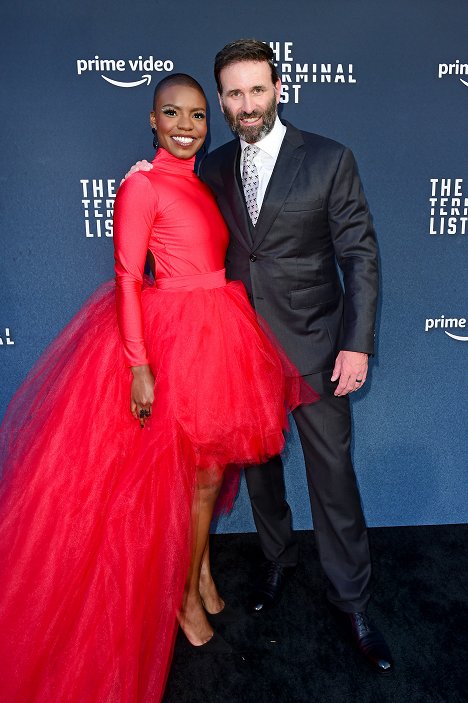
[253, 122, 305, 248]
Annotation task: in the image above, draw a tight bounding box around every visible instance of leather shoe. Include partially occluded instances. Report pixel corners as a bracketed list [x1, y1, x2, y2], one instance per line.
[247, 561, 295, 614]
[329, 604, 394, 674]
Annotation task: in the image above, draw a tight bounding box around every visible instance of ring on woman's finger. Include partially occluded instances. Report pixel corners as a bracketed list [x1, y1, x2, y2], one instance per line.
[143, 409, 151, 417]
[139, 409, 146, 419]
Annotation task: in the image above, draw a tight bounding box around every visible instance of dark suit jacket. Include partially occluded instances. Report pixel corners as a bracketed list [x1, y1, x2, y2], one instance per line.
[199, 121, 378, 375]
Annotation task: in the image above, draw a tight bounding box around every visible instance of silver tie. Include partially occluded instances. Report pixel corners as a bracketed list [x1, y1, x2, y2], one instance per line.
[242, 144, 260, 226]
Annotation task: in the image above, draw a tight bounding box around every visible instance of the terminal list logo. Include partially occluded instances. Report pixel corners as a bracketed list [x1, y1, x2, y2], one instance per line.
[0, 328, 15, 346]
[80, 179, 116, 238]
[76, 55, 174, 88]
[429, 179, 467, 235]
[268, 41, 357, 104]
[438, 60, 468, 87]
[424, 316, 468, 341]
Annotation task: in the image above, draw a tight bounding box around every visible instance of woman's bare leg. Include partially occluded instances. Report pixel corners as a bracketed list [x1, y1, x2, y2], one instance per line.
[199, 542, 225, 615]
[178, 478, 222, 645]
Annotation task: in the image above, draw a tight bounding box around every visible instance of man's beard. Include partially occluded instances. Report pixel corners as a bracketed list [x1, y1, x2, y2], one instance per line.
[222, 94, 277, 143]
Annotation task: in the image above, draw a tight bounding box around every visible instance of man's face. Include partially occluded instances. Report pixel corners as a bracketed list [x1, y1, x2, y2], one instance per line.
[218, 60, 281, 143]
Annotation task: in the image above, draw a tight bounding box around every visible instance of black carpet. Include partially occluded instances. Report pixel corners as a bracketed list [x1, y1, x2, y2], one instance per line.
[163, 525, 467, 703]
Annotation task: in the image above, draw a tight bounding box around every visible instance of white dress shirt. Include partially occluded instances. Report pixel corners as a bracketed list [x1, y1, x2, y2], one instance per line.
[240, 117, 286, 211]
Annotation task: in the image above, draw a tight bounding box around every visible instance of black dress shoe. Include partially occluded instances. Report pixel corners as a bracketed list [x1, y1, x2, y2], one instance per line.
[329, 604, 394, 674]
[247, 561, 295, 615]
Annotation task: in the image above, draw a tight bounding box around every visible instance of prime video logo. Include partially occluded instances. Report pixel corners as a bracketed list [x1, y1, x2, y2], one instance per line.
[438, 60, 468, 87]
[424, 316, 468, 341]
[76, 55, 174, 88]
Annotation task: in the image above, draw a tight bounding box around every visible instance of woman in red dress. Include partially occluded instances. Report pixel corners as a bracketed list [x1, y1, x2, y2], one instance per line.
[0, 74, 316, 702]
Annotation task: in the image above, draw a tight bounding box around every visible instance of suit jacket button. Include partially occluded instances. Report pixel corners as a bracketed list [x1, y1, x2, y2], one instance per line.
[249, 254, 257, 262]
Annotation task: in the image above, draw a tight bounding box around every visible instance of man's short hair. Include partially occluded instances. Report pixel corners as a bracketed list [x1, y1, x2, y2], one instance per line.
[214, 39, 279, 94]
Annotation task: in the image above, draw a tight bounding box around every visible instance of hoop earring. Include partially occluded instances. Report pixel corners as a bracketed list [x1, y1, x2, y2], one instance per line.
[152, 128, 158, 150]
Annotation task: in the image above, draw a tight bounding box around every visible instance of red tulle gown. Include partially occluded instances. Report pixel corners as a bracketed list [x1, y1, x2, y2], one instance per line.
[0, 148, 317, 702]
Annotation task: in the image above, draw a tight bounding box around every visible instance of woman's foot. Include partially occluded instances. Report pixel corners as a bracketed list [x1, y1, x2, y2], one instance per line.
[178, 594, 214, 646]
[179, 630, 233, 655]
[199, 570, 225, 615]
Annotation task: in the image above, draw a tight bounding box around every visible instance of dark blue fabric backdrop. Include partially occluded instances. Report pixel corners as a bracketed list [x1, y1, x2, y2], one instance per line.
[1, 0, 467, 530]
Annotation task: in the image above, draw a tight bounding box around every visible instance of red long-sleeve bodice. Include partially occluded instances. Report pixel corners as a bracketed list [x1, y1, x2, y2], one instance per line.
[113, 148, 229, 366]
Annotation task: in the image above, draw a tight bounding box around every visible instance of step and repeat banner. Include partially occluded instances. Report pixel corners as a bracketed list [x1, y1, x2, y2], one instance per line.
[1, 0, 466, 530]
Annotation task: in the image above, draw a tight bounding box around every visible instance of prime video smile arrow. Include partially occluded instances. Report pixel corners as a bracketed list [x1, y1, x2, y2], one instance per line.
[101, 74, 152, 88]
[445, 331, 468, 341]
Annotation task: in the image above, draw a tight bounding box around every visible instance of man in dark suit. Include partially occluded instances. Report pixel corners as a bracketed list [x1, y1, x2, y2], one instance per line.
[198, 39, 393, 673]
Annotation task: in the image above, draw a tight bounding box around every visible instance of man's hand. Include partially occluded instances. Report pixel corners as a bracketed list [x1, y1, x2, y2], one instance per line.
[121, 159, 153, 183]
[331, 351, 368, 396]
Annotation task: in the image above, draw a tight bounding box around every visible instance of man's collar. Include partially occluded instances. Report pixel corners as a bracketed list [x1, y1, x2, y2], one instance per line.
[240, 116, 286, 157]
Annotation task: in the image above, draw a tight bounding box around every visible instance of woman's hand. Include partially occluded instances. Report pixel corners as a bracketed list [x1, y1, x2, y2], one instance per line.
[130, 365, 155, 427]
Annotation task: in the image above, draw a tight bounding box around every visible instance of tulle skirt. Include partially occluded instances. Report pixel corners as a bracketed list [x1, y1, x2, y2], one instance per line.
[0, 271, 317, 702]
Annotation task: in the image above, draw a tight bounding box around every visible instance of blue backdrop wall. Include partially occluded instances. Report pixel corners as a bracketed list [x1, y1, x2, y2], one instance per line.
[1, 0, 466, 531]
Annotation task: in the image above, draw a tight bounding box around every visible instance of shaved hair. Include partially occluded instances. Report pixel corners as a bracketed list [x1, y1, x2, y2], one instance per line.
[152, 73, 206, 109]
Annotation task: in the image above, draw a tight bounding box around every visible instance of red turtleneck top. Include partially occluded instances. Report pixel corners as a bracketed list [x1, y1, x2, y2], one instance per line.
[113, 149, 229, 366]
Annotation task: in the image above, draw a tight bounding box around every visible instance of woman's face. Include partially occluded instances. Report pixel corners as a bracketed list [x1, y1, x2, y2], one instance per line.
[150, 83, 207, 159]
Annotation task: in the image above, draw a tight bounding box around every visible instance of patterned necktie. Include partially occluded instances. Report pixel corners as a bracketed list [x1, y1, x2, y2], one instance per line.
[242, 144, 260, 226]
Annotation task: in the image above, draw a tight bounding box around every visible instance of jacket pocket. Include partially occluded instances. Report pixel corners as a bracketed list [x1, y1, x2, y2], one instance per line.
[283, 198, 323, 212]
[289, 281, 339, 309]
